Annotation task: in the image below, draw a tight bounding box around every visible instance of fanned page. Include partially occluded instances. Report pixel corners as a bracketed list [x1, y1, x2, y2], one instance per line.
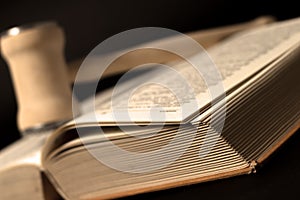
[73, 17, 300, 125]
[43, 124, 251, 200]
[201, 46, 300, 163]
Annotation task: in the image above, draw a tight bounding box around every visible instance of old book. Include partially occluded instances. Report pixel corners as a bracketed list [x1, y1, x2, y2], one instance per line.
[1, 16, 300, 200]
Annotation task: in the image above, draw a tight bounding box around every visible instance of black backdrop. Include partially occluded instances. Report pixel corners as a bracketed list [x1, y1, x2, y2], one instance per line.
[0, 0, 299, 199]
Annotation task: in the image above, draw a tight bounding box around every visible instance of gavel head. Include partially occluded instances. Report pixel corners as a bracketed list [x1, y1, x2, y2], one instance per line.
[0, 22, 76, 134]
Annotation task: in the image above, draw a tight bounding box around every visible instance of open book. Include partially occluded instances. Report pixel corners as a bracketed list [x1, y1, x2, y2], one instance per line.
[1, 17, 300, 200]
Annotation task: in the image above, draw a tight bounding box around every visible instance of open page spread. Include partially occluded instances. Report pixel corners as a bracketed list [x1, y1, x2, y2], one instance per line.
[74, 17, 300, 125]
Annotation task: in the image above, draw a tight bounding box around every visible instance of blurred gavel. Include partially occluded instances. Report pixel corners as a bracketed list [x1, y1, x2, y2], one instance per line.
[0, 16, 274, 134]
[0, 22, 75, 134]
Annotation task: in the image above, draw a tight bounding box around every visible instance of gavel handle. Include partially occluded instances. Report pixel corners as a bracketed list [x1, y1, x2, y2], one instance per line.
[1, 22, 76, 133]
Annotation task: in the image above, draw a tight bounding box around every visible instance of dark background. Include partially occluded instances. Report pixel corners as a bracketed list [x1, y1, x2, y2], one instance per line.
[0, 0, 299, 199]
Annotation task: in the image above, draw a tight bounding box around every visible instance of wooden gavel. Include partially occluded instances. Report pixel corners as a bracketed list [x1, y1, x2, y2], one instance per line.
[0, 22, 75, 134]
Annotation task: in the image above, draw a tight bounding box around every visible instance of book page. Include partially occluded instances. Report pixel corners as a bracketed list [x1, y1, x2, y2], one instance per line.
[78, 17, 300, 125]
[0, 133, 49, 171]
[69, 16, 275, 84]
